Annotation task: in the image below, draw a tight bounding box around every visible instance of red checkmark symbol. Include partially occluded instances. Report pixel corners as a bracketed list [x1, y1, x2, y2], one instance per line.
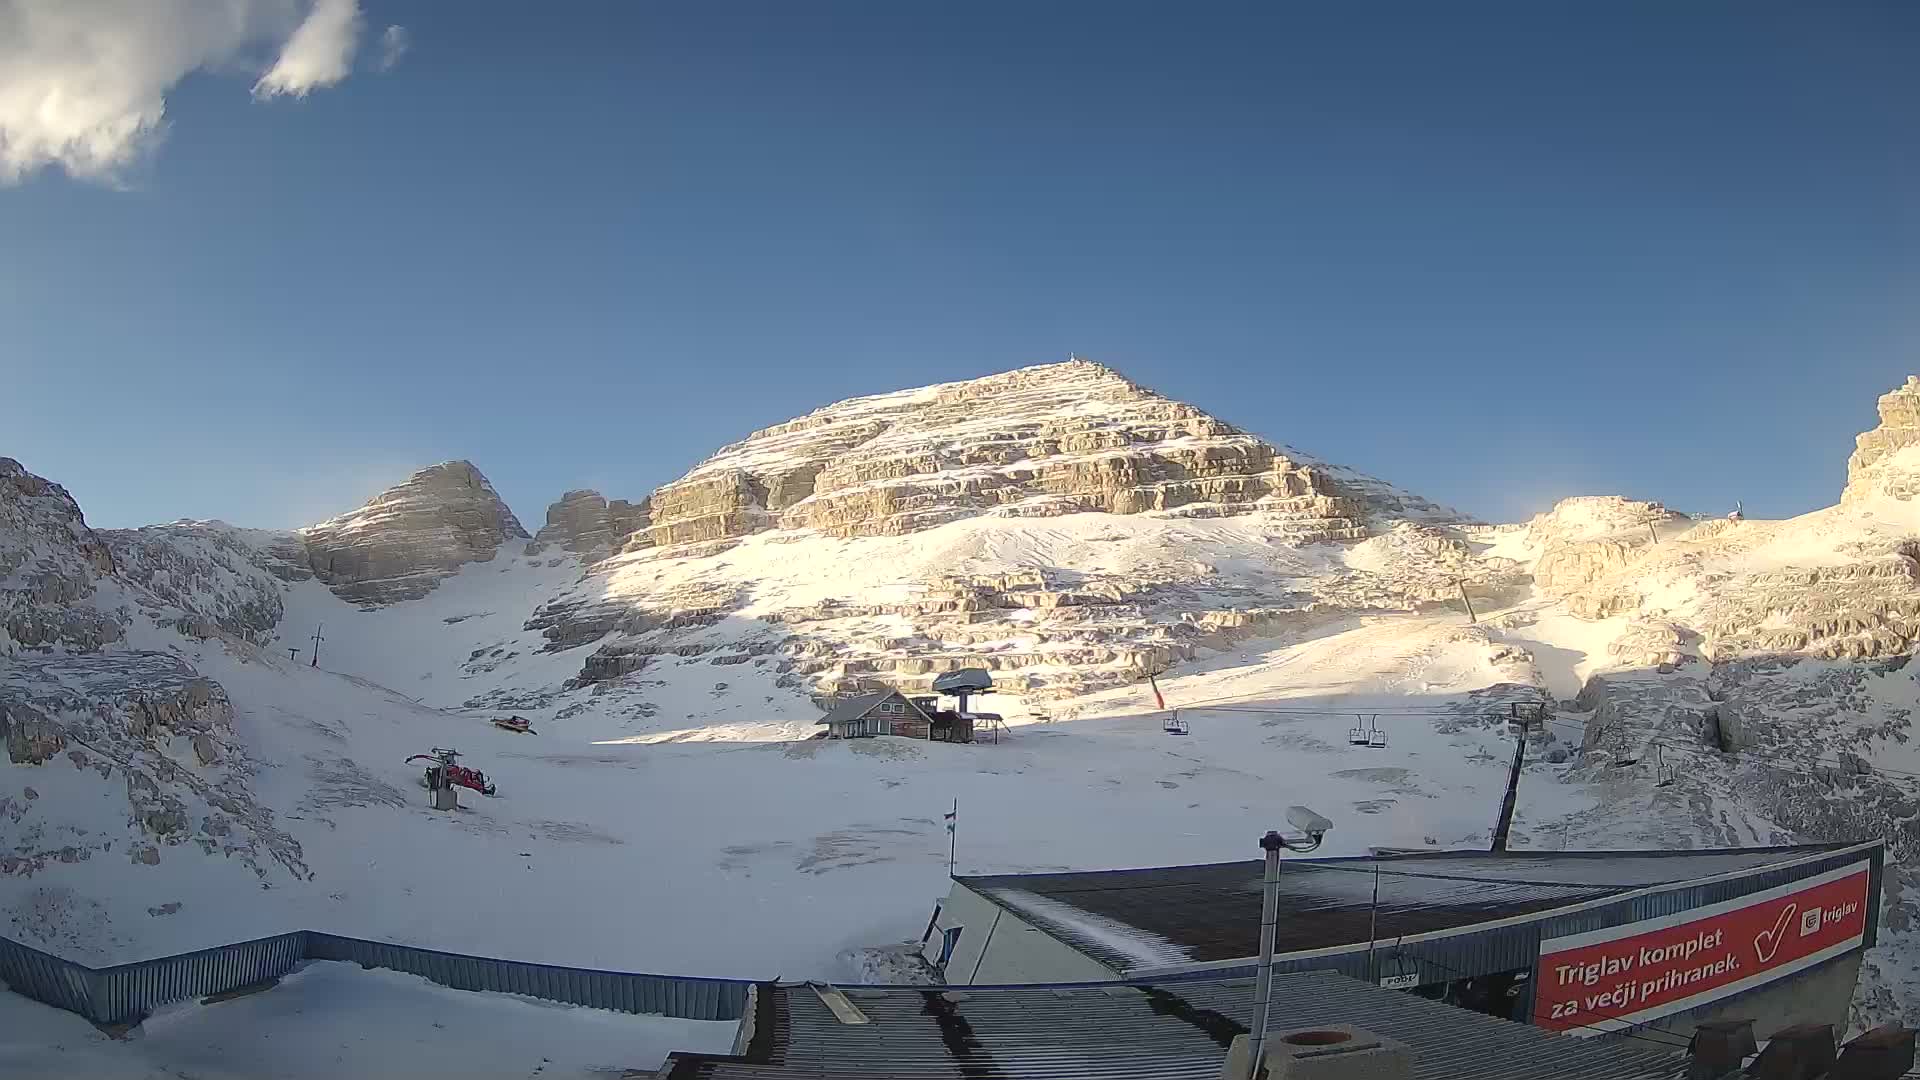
[1755, 903, 1798, 963]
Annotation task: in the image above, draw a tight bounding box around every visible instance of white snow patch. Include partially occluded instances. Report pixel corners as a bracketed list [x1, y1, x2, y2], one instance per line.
[993, 889, 1194, 968]
[0, 961, 736, 1079]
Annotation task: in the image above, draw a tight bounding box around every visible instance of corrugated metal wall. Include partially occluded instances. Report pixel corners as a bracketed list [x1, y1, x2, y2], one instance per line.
[87, 931, 308, 1025]
[0, 932, 94, 1018]
[1, 928, 750, 1027]
[305, 933, 749, 1020]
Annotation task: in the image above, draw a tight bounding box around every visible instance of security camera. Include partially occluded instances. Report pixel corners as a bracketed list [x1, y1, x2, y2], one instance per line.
[1286, 805, 1333, 838]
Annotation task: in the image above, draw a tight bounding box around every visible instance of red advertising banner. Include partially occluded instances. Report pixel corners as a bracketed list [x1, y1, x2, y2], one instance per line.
[1534, 862, 1870, 1035]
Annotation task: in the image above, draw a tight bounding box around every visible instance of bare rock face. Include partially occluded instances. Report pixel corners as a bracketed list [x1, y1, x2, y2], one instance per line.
[527, 489, 650, 557]
[509, 361, 1474, 704]
[1522, 497, 1690, 618]
[615, 361, 1445, 555]
[0, 457, 126, 652]
[1845, 376, 1920, 504]
[0, 652, 306, 882]
[301, 461, 530, 606]
[101, 522, 295, 643]
[1697, 549, 1920, 661]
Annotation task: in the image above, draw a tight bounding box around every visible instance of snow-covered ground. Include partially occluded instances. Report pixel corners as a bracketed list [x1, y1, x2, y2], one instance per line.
[14, 369, 1920, 1054]
[0, 961, 737, 1079]
[10, 604, 1575, 980]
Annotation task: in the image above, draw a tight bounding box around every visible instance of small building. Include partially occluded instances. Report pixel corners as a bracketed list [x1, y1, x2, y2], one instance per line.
[815, 690, 930, 739]
[658, 968, 1693, 1080]
[919, 840, 1884, 1044]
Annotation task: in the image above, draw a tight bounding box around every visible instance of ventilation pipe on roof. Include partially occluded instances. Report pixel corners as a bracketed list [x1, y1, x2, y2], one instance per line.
[1832, 1025, 1918, 1079]
[1687, 1018, 1755, 1079]
[1222, 1025, 1413, 1080]
[1748, 1022, 1836, 1080]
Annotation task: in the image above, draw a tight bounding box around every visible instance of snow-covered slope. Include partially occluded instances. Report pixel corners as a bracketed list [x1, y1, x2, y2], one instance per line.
[8, 365, 1920, 1035]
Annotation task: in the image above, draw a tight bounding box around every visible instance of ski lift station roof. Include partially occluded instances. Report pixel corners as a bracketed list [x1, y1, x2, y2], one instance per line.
[930, 667, 994, 694]
[664, 969, 1691, 1080]
[926, 841, 1885, 1019]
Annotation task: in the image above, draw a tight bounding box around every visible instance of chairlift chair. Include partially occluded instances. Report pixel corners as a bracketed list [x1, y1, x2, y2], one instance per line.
[1366, 717, 1388, 749]
[1163, 713, 1189, 736]
[1653, 744, 1675, 788]
[1348, 718, 1371, 746]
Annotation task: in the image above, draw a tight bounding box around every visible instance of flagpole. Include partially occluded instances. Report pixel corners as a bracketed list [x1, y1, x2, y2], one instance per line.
[948, 798, 957, 876]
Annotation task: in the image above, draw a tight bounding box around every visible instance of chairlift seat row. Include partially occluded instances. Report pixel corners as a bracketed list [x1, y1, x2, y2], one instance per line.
[1350, 716, 1388, 748]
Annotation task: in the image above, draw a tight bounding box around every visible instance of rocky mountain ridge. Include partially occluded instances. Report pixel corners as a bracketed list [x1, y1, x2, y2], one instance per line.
[10, 366, 1920, 1026]
[526, 360, 1459, 558]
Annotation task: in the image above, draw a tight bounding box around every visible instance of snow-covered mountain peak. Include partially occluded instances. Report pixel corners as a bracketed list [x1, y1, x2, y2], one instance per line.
[297, 460, 529, 607]
[558, 359, 1456, 565]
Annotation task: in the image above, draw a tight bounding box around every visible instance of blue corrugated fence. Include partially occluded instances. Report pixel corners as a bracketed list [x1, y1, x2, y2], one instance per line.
[1, 928, 751, 1027]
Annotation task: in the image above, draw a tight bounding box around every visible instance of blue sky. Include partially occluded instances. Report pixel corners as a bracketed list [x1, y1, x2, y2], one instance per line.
[4, 1, 1916, 529]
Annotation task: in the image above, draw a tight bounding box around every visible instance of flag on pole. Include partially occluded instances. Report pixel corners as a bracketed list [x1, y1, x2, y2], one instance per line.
[944, 804, 957, 833]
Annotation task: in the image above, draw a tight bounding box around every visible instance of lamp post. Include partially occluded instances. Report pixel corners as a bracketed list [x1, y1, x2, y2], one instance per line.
[1245, 807, 1333, 1080]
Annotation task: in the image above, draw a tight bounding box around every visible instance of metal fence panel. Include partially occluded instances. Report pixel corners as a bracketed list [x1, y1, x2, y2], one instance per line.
[84, 930, 308, 1025]
[302, 931, 750, 1020]
[3, 928, 750, 1027]
[0, 932, 94, 1018]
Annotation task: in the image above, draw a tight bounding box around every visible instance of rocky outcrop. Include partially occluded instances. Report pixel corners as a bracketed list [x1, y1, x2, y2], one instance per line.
[1, 652, 306, 881]
[527, 489, 650, 557]
[1697, 550, 1920, 661]
[102, 522, 293, 643]
[301, 461, 530, 606]
[615, 360, 1448, 554]
[1845, 376, 1920, 503]
[1520, 497, 1692, 619]
[0, 457, 125, 652]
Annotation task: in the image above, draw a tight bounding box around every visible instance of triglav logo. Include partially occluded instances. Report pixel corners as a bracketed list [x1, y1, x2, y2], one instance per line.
[1800, 907, 1824, 938]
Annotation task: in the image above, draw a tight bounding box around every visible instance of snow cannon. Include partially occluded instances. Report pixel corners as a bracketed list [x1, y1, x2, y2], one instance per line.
[406, 748, 497, 804]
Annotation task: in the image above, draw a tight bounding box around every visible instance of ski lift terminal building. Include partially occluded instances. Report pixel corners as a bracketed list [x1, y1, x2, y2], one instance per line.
[920, 840, 1884, 1042]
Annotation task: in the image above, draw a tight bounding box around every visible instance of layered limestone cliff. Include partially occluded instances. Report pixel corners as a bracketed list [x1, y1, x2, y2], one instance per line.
[506, 361, 1479, 704]
[525, 489, 650, 557]
[1846, 375, 1920, 504]
[300, 461, 529, 606]
[592, 360, 1450, 557]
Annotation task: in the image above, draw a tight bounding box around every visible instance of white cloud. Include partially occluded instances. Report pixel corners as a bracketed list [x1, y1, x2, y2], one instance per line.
[253, 0, 363, 99]
[0, 0, 375, 185]
[377, 24, 409, 72]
